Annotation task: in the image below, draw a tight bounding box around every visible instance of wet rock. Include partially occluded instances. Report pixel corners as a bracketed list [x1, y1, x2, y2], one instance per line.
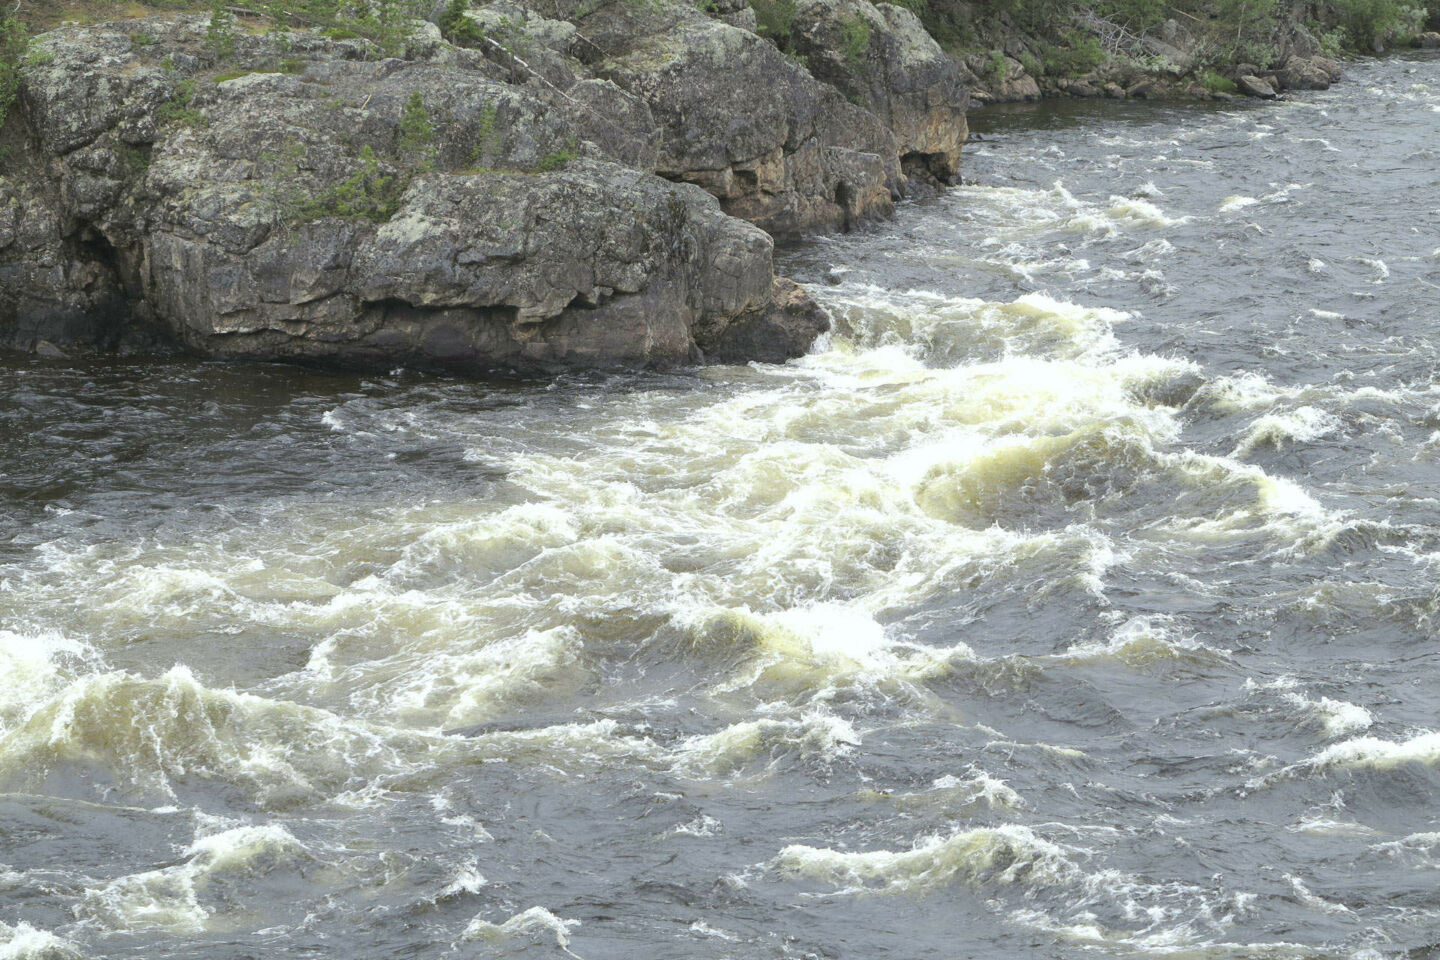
[699, 277, 831, 364]
[1313, 56, 1344, 81]
[1416, 32, 1440, 48]
[0, 175, 136, 353]
[1235, 74, 1278, 99]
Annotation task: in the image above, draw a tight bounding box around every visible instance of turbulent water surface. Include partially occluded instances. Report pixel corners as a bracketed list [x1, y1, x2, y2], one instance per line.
[4, 53, 1440, 960]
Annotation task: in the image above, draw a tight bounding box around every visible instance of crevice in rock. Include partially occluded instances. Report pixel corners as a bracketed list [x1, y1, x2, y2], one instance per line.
[834, 181, 855, 231]
[50, 226, 135, 350]
[901, 151, 954, 193]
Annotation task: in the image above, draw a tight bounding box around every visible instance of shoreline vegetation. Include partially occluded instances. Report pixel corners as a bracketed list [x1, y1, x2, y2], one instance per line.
[5, 0, 1437, 120]
[910, 0, 1438, 102]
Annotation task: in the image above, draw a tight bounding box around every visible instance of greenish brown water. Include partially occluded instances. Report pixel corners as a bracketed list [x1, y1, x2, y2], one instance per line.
[3, 52, 1440, 960]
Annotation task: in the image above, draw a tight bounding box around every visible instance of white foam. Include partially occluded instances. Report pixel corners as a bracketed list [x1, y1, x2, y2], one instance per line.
[776, 824, 1075, 894]
[1230, 405, 1341, 457]
[0, 629, 97, 735]
[675, 713, 859, 776]
[462, 906, 580, 954]
[1310, 731, 1440, 770]
[0, 923, 80, 960]
[76, 824, 306, 933]
[0, 665, 424, 808]
[1061, 616, 1226, 667]
[913, 768, 1023, 811]
[1219, 195, 1259, 213]
[438, 859, 488, 898]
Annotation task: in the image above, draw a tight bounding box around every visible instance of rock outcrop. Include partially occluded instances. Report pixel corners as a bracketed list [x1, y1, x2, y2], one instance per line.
[0, 0, 970, 373]
[596, 16, 899, 239]
[786, 0, 969, 188]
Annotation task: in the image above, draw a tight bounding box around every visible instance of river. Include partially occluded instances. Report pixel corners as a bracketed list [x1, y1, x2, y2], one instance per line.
[2, 51, 1439, 960]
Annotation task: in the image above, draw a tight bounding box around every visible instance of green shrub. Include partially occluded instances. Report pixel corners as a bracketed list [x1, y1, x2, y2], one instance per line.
[535, 138, 576, 172]
[157, 78, 207, 126]
[440, 0, 487, 46]
[1323, 0, 1427, 47]
[1198, 68, 1237, 93]
[118, 143, 151, 175]
[751, 0, 797, 45]
[1313, 22, 1348, 53]
[297, 144, 405, 221]
[469, 100, 500, 168]
[987, 47, 1007, 83]
[1213, 0, 1280, 51]
[363, 0, 416, 57]
[839, 14, 872, 67]
[1041, 31, 1104, 76]
[0, 10, 25, 126]
[1096, 0, 1166, 30]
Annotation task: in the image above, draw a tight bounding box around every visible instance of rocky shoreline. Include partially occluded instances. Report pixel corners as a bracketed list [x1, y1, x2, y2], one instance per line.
[955, 15, 1349, 105]
[0, 0, 1409, 375]
[0, 1, 966, 374]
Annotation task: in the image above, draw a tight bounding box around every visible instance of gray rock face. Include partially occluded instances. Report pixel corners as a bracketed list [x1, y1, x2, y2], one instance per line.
[0, 0, 972, 373]
[787, 0, 969, 187]
[597, 17, 897, 240]
[146, 158, 782, 372]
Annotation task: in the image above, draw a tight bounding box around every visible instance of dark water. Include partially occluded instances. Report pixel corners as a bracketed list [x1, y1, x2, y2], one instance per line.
[2, 53, 1440, 960]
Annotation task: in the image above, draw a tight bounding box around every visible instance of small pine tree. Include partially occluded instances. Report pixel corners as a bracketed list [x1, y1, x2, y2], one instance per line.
[206, 0, 239, 61]
[440, 0, 486, 46]
[0, 8, 28, 127]
[397, 91, 436, 169]
[372, 0, 411, 57]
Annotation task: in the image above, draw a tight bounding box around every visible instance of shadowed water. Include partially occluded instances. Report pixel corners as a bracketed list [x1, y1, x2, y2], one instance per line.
[2, 52, 1440, 960]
